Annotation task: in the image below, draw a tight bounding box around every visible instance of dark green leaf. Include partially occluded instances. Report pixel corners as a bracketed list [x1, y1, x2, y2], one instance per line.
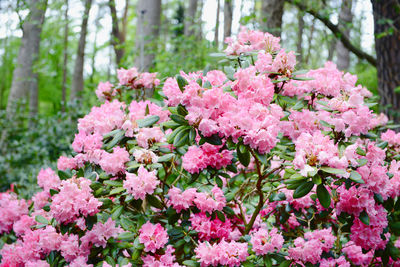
[173, 129, 189, 147]
[170, 114, 188, 125]
[360, 210, 370, 225]
[237, 144, 250, 167]
[111, 206, 124, 220]
[146, 195, 164, 209]
[316, 184, 331, 208]
[293, 181, 314, 199]
[136, 115, 160, 128]
[176, 75, 188, 92]
[349, 171, 364, 184]
[320, 167, 347, 175]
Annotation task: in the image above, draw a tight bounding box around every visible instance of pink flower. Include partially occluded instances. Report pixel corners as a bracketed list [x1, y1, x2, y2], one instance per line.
[342, 241, 374, 266]
[0, 192, 28, 234]
[167, 187, 197, 213]
[72, 131, 103, 153]
[195, 240, 248, 267]
[135, 127, 165, 149]
[117, 67, 139, 85]
[57, 156, 77, 170]
[99, 146, 130, 175]
[162, 77, 183, 106]
[96, 81, 114, 101]
[190, 212, 232, 241]
[13, 215, 36, 236]
[194, 186, 226, 213]
[205, 70, 227, 86]
[250, 227, 284, 255]
[37, 168, 61, 192]
[139, 222, 169, 253]
[81, 218, 120, 249]
[142, 245, 180, 267]
[32, 191, 50, 210]
[50, 177, 101, 224]
[123, 166, 159, 200]
[133, 149, 159, 164]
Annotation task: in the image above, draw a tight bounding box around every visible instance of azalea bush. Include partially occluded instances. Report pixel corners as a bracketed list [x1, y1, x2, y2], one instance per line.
[1, 27, 400, 267]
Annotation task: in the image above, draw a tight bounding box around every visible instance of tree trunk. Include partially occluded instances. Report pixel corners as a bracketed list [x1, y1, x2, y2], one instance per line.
[371, 0, 400, 122]
[305, 18, 316, 65]
[214, 0, 220, 47]
[7, 0, 47, 113]
[296, 9, 304, 64]
[260, 0, 285, 37]
[109, 0, 127, 66]
[336, 0, 353, 70]
[71, 0, 92, 101]
[135, 0, 161, 97]
[184, 0, 198, 37]
[61, 0, 69, 112]
[223, 0, 233, 41]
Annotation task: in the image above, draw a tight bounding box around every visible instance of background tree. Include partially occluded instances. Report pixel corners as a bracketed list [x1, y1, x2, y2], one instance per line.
[108, 0, 129, 67]
[71, 0, 92, 100]
[260, 0, 285, 37]
[214, 0, 221, 47]
[184, 0, 198, 37]
[371, 0, 400, 121]
[336, 0, 353, 70]
[224, 0, 233, 42]
[7, 0, 47, 114]
[61, 0, 69, 112]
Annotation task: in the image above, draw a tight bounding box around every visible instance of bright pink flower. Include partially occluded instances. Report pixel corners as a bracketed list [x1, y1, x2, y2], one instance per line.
[139, 222, 169, 253]
[81, 218, 120, 249]
[194, 186, 226, 213]
[13, 215, 36, 236]
[142, 245, 180, 267]
[342, 241, 374, 266]
[0, 192, 28, 234]
[167, 187, 197, 213]
[37, 168, 61, 192]
[195, 240, 248, 267]
[190, 212, 232, 241]
[250, 227, 284, 255]
[32, 191, 50, 210]
[124, 166, 159, 200]
[99, 146, 130, 175]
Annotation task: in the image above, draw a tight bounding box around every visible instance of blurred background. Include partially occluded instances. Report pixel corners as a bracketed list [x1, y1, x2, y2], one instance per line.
[0, 0, 398, 196]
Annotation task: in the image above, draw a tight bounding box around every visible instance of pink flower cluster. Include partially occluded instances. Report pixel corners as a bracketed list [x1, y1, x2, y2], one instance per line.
[50, 177, 101, 223]
[250, 227, 284, 255]
[117, 67, 160, 89]
[80, 218, 121, 249]
[288, 229, 335, 264]
[123, 166, 159, 200]
[190, 212, 232, 241]
[0, 191, 28, 234]
[224, 27, 280, 55]
[167, 186, 226, 214]
[142, 245, 182, 267]
[195, 240, 248, 267]
[72, 131, 103, 153]
[182, 143, 233, 173]
[99, 146, 130, 175]
[139, 222, 169, 253]
[36, 168, 61, 192]
[96, 81, 115, 101]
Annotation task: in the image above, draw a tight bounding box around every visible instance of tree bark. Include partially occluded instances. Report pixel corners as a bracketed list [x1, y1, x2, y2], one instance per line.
[371, 0, 400, 121]
[7, 0, 47, 113]
[61, 0, 69, 112]
[214, 0, 221, 47]
[260, 0, 285, 37]
[71, 0, 92, 101]
[108, 0, 128, 66]
[184, 0, 198, 37]
[135, 0, 161, 97]
[336, 0, 353, 70]
[296, 9, 304, 64]
[223, 0, 233, 41]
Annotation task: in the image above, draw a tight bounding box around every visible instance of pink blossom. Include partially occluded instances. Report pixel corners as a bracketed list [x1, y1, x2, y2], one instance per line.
[194, 186, 226, 213]
[190, 212, 232, 241]
[57, 155, 77, 170]
[139, 222, 169, 253]
[117, 67, 139, 85]
[205, 70, 227, 86]
[32, 191, 50, 210]
[0, 192, 29, 234]
[142, 245, 181, 267]
[250, 227, 284, 255]
[99, 146, 130, 175]
[342, 241, 374, 266]
[81, 218, 120, 249]
[13, 215, 36, 236]
[167, 187, 197, 213]
[123, 166, 159, 200]
[37, 168, 61, 192]
[96, 81, 114, 101]
[195, 240, 248, 267]
[133, 148, 159, 164]
[72, 131, 103, 153]
[135, 127, 165, 149]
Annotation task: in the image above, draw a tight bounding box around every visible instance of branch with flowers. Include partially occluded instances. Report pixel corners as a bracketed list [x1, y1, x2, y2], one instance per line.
[0, 27, 399, 267]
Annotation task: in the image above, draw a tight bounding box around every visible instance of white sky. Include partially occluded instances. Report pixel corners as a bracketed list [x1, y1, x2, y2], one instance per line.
[0, 0, 375, 71]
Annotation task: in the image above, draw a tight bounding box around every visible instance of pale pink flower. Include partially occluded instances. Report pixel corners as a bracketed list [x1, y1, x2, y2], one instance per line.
[139, 222, 169, 253]
[124, 166, 159, 200]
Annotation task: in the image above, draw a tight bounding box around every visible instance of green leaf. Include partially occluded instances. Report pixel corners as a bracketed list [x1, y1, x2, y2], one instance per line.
[35, 215, 49, 225]
[199, 134, 222, 145]
[320, 167, 347, 175]
[182, 260, 200, 267]
[349, 171, 365, 184]
[117, 232, 135, 241]
[167, 125, 188, 143]
[292, 76, 314, 81]
[58, 170, 71, 180]
[356, 147, 366, 156]
[170, 114, 188, 125]
[111, 206, 124, 220]
[223, 206, 235, 216]
[173, 128, 189, 147]
[136, 115, 160, 128]
[357, 158, 368, 166]
[360, 210, 370, 225]
[104, 180, 123, 187]
[177, 104, 188, 116]
[158, 154, 174, 162]
[109, 187, 126, 195]
[263, 255, 273, 267]
[106, 129, 125, 150]
[316, 184, 331, 208]
[237, 144, 250, 167]
[293, 181, 314, 198]
[49, 189, 59, 196]
[377, 141, 388, 149]
[278, 260, 292, 267]
[216, 210, 226, 222]
[176, 75, 188, 92]
[320, 120, 333, 128]
[146, 195, 164, 209]
[189, 128, 196, 144]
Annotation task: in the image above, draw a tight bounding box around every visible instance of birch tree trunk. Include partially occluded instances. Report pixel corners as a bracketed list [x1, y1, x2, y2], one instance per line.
[223, 0, 233, 41]
[184, 0, 198, 37]
[260, 0, 284, 37]
[336, 0, 353, 70]
[371, 0, 400, 122]
[7, 0, 47, 113]
[135, 0, 161, 97]
[70, 0, 92, 101]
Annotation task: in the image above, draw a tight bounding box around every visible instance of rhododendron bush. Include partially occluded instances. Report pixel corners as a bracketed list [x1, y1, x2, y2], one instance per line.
[2, 27, 400, 267]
